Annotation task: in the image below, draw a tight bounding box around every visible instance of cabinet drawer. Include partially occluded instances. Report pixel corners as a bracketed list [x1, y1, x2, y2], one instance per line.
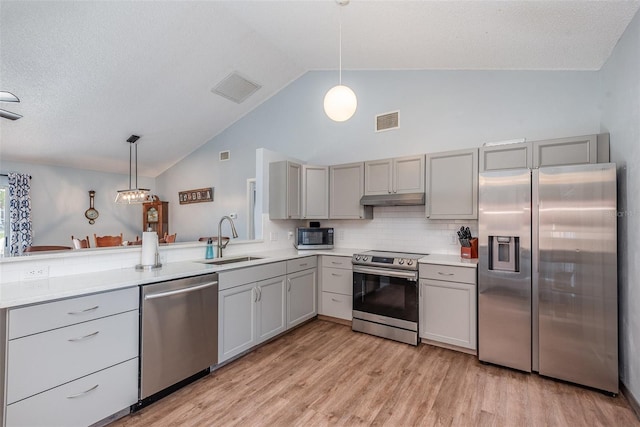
[9, 287, 138, 339]
[322, 267, 352, 295]
[321, 292, 352, 320]
[419, 264, 476, 284]
[287, 256, 317, 274]
[218, 261, 286, 290]
[6, 358, 138, 427]
[322, 255, 352, 270]
[7, 310, 138, 404]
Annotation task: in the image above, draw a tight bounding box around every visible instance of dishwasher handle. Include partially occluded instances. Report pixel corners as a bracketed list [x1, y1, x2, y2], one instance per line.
[144, 281, 218, 300]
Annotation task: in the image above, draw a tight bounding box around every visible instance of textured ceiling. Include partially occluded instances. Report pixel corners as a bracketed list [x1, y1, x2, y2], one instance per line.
[1, 1, 639, 177]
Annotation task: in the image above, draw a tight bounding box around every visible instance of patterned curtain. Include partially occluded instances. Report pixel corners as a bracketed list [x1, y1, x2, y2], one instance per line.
[8, 173, 32, 256]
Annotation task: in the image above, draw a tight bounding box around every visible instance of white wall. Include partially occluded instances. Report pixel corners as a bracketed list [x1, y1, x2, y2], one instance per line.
[0, 160, 154, 247]
[600, 9, 640, 404]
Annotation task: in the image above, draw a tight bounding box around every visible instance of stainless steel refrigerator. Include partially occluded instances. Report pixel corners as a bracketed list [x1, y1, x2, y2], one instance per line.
[478, 163, 618, 394]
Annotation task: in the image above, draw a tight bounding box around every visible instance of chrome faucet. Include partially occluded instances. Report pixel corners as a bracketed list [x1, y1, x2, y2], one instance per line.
[217, 215, 239, 258]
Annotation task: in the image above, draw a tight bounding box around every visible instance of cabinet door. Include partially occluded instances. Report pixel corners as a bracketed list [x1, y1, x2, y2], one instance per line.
[393, 155, 425, 194]
[256, 276, 287, 343]
[364, 159, 393, 195]
[329, 162, 372, 219]
[420, 279, 476, 350]
[479, 142, 532, 172]
[302, 165, 329, 219]
[287, 162, 302, 219]
[287, 269, 317, 328]
[533, 134, 598, 167]
[426, 148, 478, 219]
[219, 283, 256, 363]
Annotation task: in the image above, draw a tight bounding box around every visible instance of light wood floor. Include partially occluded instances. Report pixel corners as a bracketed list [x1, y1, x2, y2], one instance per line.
[113, 320, 639, 427]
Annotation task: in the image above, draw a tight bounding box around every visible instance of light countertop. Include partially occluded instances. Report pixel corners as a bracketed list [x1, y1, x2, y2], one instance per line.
[418, 253, 479, 268]
[0, 248, 365, 309]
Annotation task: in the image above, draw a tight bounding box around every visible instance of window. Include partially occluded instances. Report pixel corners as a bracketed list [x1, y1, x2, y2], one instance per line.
[0, 175, 8, 256]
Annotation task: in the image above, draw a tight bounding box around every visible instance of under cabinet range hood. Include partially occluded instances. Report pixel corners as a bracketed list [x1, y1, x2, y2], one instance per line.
[359, 192, 425, 206]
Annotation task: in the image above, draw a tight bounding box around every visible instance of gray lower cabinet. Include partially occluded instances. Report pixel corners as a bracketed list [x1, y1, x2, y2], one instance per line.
[3, 287, 139, 427]
[426, 148, 478, 219]
[479, 133, 610, 172]
[319, 255, 353, 320]
[419, 263, 477, 352]
[329, 162, 372, 219]
[287, 257, 318, 328]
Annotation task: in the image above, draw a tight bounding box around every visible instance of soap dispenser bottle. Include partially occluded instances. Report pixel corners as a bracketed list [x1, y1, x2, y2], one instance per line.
[205, 238, 214, 259]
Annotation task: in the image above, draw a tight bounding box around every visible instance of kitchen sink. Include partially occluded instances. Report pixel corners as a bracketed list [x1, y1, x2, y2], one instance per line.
[199, 255, 264, 265]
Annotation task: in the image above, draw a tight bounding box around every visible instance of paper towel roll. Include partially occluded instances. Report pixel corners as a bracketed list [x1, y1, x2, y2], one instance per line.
[141, 232, 158, 266]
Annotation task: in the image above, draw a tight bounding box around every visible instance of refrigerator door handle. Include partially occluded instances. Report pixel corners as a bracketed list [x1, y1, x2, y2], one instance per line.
[532, 168, 540, 372]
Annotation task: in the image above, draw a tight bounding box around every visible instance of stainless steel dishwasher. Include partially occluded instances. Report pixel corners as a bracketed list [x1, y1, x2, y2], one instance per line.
[140, 273, 218, 400]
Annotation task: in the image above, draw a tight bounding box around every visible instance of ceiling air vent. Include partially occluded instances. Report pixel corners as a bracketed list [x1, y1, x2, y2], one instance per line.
[211, 72, 261, 104]
[375, 111, 399, 132]
[219, 150, 230, 161]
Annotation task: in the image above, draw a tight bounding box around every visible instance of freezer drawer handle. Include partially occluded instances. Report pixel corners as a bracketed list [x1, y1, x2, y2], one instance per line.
[68, 331, 100, 342]
[66, 384, 99, 399]
[67, 305, 99, 315]
[144, 281, 218, 300]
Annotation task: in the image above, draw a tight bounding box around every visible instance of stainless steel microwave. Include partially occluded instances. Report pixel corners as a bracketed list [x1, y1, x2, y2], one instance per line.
[295, 227, 334, 250]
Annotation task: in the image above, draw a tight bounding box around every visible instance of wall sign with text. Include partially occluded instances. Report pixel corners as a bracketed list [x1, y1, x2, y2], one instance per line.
[178, 187, 214, 204]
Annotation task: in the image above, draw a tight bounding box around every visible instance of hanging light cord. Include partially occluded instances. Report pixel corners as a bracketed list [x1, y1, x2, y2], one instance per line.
[128, 142, 133, 190]
[339, 5, 343, 85]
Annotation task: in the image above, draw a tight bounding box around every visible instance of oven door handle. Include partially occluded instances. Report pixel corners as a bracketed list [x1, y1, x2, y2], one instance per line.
[352, 265, 418, 281]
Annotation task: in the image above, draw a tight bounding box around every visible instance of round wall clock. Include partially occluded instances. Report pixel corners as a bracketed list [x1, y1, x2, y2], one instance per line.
[85, 190, 99, 224]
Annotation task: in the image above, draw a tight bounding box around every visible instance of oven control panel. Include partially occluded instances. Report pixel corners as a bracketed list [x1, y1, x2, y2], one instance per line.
[352, 252, 425, 270]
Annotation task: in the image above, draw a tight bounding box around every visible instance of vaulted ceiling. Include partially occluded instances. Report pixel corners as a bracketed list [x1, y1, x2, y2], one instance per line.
[1, 1, 639, 177]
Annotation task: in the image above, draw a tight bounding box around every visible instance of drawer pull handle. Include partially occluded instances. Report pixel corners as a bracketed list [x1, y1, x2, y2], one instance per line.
[68, 331, 100, 342]
[287, 278, 291, 292]
[437, 272, 455, 276]
[299, 263, 308, 267]
[331, 298, 340, 302]
[67, 305, 99, 315]
[331, 273, 342, 277]
[66, 384, 99, 399]
[331, 261, 342, 265]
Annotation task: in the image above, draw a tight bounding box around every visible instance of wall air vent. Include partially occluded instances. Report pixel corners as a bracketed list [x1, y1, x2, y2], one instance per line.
[375, 111, 399, 132]
[211, 72, 261, 104]
[219, 150, 230, 161]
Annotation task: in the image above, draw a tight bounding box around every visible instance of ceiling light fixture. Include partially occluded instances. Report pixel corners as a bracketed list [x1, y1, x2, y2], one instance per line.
[0, 91, 22, 120]
[115, 134, 151, 204]
[323, 0, 357, 122]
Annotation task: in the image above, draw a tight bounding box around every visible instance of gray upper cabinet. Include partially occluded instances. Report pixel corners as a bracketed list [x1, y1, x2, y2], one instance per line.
[480, 142, 532, 172]
[329, 162, 372, 219]
[479, 134, 610, 172]
[533, 133, 609, 167]
[269, 161, 301, 219]
[302, 165, 329, 219]
[426, 148, 478, 219]
[364, 155, 425, 195]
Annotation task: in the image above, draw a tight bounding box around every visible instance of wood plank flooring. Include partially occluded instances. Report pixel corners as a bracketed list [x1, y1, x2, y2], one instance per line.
[112, 320, 639, 427]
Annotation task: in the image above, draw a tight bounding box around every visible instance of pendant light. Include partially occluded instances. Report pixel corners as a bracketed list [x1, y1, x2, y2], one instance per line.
[115, 134, 151, 204]
[324, 0, 357, 122]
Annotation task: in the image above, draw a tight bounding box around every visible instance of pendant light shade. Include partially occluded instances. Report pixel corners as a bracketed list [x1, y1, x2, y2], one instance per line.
[115, 135, 151, 204]
[324, 85, 357, 122]
[324, 0, 356, 122]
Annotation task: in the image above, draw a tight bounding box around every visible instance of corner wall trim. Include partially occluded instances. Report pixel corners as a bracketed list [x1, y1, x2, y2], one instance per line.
[621, 381, 640, 421]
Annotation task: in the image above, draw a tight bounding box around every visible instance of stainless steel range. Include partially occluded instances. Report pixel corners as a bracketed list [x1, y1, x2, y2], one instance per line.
[352, 251, 426, 346]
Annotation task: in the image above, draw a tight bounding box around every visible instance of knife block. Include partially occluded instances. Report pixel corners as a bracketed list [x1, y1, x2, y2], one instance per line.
[461, 238, 478, 259]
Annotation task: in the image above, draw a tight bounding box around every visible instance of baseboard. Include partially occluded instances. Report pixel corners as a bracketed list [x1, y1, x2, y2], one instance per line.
[318, 314, 352, 327]
[421, 338, 477, 356]
[621, 381, 640, 421]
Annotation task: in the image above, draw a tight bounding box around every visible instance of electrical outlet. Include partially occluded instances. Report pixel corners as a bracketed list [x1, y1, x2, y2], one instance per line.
[287, 230, 293, 240]
[21, 265, 50, 281]
[449, 233, 458, 245]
